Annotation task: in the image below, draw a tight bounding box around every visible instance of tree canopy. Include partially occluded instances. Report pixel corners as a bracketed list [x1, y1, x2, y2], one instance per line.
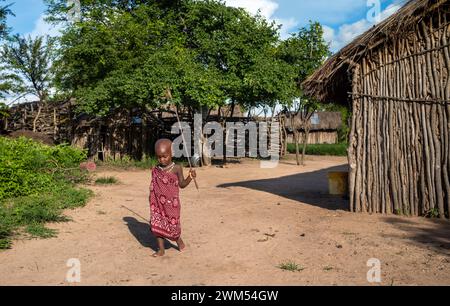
[0, 0, 15, 102]
[278, 21, 331, 102]
[0, 0, 12, 41]
[45, 0, 302, 116]
[2, 35, 56, 102]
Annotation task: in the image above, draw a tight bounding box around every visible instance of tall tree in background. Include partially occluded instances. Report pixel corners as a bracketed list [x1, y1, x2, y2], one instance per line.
[47, 0, 294, 113]
[0, 0, 11, 40]
[2, 35, 56, 131]
[179, 0, 296, 164]
[0, 0, 14, 117]
[46, 0, 298, 162]
[278, 21, 330, 165]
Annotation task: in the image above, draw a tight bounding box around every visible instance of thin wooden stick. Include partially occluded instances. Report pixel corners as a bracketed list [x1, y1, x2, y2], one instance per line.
[174, 107, 199, 191]
[165, 88, 199, 191]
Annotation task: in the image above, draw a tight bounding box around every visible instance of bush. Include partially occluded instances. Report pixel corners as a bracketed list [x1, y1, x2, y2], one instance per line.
[278, 261, 304, 272]
[0, 213, 12, 249]
[0, 137, 92, 249]
[95, 176, 119, 185]
[0, 137, 88, 201]
[287, 143, 348, 157]
[25, 223, 58, 239]
[97, 154, 159, 170]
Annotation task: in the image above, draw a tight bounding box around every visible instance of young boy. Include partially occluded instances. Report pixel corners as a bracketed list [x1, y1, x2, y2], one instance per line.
[149, 139, 196, 257]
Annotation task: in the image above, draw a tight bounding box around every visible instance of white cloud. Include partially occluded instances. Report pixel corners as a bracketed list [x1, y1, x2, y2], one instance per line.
[26, 15, 62, 38]
[323, 2, 402, 52]
[4, 93, 38, 106]
[224, 0, 298, 39]
[224, 0, 279, 19]
[274, 17, 298, 39]
[281, 0, 369, 26]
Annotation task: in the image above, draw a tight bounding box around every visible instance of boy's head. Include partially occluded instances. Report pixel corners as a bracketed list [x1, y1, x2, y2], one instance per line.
[155, 139, 173, 166]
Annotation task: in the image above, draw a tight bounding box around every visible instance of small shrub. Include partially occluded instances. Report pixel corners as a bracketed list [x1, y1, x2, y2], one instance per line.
[0, 218, 12, 249]
[98, 155, 158, 170]
[323, 266, 334, 271]
[0, 137, 88, 201]
[26, 223, 58, 239]
[0, 237, 11, 249]
[57, 187, 92, 210]
[278, 262, 304, 272]
[95, 176, 119, 185]
[0, 137, 92, 249]
[425, 208, 440, 219]
[287, 143, 348, 156]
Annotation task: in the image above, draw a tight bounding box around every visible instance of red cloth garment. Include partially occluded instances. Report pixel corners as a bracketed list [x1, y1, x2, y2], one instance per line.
[149, 167, 181, 241]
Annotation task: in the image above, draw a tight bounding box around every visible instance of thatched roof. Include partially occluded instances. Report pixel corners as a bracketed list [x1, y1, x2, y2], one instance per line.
[284, 111, 342, 131]
[302, 0, 448, 104]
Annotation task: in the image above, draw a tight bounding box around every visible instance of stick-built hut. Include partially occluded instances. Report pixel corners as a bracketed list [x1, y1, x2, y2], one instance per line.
[1, 100, 247, 161]
[303, 0, 450, 218]
[283, 111, 342, 144]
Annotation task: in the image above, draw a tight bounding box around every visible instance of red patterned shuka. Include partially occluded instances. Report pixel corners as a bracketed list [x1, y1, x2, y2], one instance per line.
[149, 166, 181, 241]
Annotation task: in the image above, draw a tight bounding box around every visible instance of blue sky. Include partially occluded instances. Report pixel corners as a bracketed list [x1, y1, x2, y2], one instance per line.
[6, 0, 405, 51]
[6, 0, 405, 52]
[3, 0, 405, 104]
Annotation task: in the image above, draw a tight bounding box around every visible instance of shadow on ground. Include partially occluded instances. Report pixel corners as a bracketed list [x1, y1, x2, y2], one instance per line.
[217, 164, 349, 211]
[123, 217, 178, 252]
[381, 216, 450, 255]
[211, 158, 243, 167]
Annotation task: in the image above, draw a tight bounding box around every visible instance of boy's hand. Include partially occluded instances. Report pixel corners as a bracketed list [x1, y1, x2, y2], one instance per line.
[189, 169, 197, 179]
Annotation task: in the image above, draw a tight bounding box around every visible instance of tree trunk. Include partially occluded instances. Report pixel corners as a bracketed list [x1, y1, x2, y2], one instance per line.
[294, 130, 300, 166]
[301, 126, 310, 166]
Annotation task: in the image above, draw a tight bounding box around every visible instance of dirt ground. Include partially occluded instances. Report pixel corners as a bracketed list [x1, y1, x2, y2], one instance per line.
[0, 156, 449, 286]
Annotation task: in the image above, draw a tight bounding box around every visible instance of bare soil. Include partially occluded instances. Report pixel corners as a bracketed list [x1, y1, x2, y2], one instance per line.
[0, 156, 449, 285]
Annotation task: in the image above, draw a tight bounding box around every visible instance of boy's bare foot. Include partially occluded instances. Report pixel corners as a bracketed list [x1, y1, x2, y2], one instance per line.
[152, 250, 165, 257]
[176, 238, 186, 252]
[153, 237, 165, 257]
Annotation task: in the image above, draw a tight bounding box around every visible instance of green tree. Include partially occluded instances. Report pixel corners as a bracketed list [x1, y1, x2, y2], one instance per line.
[51, 2, 174, 115]
[278, 21, 330, 165]
[46, 0, 319, 164]
[48, 0, 292, 114]
[2, 35, 56, 131]
[0, 0, 12, 40]
[321, 103, 350, 144]
[0, 0, 17, 103]
[178, 0, 296, 163]
[0, 101, 8, 130]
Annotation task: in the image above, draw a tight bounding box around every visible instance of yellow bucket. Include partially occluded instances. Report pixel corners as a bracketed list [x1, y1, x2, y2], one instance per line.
[328, 172, 349, 196]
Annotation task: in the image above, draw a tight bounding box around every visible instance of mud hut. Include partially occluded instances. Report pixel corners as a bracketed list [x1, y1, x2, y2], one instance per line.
[303, 0, 450, 218]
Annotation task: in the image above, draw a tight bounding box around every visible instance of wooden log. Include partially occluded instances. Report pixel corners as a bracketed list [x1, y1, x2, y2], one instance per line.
[423, 20, 445, 218]
[441, 17, 450, 216]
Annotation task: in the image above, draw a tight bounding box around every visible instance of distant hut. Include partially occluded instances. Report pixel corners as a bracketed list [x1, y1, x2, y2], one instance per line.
[284, 111, 342, 144]
[1, 100, 247, 161]
[5, 100, 73, 143]
[303, 0, 450, 218]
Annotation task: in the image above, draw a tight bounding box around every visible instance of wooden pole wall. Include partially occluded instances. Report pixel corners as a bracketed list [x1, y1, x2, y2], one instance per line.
[349, 10, 450, 218]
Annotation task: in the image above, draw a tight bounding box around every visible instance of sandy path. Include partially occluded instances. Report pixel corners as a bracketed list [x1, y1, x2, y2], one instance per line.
[0, 156, 449, 285]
